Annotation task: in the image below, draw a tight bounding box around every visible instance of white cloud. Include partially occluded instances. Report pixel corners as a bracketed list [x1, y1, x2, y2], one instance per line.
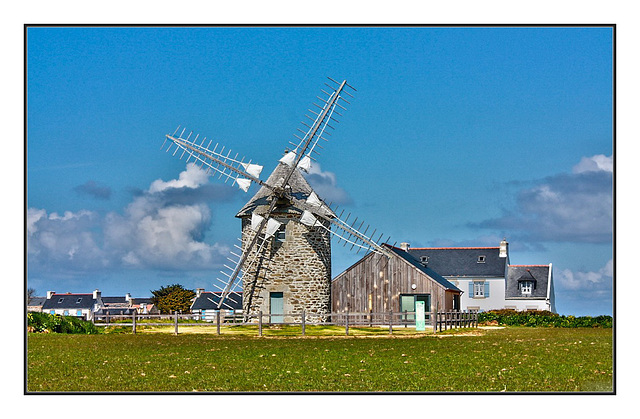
[572, 154, 613, 174]
[303, 163, 352, 205]
[474, 154, 613, 244]
[557, 259, 613, 291]
[149, 162, 210, 193]
[28, 164, 231, 276]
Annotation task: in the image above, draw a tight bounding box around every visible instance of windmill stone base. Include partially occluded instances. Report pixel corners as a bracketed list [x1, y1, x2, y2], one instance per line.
[240, 213, 332, 323]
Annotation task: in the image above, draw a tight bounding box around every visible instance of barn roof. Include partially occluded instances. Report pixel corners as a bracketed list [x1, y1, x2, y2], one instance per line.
[383, 244, 462, 292]
[407, 246, 507, 277]
[236, 162, 335, 218]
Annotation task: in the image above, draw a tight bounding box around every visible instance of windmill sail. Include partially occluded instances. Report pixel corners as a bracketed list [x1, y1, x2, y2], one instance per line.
[162, 131, 273, 193]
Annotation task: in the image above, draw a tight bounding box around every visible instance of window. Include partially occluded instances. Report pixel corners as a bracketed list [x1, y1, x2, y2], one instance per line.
[275, 224, 286, 243]
[400, 294, 431, 321]
[477, 255, 486, 263]
[470, 281, 490, 298]
[473, 282, 484, 297]
[58, 298, 64, 303]
[76, 310, 82, 316]
[76, 298, 82, 304]
[63, 310, 69, 316]
[420, 256, 428, 265]
[520, 280, 533, 295]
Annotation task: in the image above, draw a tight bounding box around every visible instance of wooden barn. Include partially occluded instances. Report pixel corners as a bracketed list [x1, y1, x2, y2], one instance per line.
[331, 244, 462, 315]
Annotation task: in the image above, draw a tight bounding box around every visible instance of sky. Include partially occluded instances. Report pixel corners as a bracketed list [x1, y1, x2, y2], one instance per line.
[25, 26, 613, 316]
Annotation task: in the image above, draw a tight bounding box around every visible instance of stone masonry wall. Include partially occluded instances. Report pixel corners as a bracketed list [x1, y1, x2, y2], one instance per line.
[241, 213, 332, 322]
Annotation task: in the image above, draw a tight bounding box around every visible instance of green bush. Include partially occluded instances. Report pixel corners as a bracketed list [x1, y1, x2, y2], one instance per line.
[28, 312, 100, 334]
[477, 310, 612, 328]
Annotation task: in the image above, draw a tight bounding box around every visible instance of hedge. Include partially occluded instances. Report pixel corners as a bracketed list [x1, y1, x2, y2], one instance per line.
[27, 312, 101, 334]
[477, 309, 612, 328]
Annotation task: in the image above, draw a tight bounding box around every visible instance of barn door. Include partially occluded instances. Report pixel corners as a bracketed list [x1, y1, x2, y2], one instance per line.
[270, 292, 284, 324]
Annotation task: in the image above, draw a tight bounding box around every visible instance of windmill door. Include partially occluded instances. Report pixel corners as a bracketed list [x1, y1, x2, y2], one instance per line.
[270, 292, 284, 323]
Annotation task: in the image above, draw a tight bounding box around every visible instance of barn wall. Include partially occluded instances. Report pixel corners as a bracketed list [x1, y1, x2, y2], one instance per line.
[331, 252, 456, 314]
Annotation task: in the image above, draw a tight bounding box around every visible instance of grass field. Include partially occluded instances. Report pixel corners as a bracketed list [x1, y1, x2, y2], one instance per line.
[26, 326, 613, 393]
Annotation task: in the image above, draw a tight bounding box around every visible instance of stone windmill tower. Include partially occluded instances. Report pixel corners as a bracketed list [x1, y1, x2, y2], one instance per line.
[159, 78, 395, 322]
[235, 163, 335, 321]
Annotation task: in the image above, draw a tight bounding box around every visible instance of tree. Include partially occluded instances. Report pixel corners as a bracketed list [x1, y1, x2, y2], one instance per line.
[27, 287, 37, 305]
[150, 284, 196, 314]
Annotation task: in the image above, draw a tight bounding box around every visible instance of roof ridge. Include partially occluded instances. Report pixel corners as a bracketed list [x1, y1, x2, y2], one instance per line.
[509, 264, 550, 267]
[409, 246, 500, 250]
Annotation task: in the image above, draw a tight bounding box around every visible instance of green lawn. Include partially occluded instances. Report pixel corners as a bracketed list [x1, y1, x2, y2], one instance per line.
[26, 327, 613, 393]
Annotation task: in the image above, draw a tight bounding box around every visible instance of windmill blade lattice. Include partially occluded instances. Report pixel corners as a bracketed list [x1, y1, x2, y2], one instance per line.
[162, 128, 271, 193]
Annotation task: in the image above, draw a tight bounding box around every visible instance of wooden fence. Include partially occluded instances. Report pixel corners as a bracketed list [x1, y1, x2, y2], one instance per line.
[92, 309, 477, 336]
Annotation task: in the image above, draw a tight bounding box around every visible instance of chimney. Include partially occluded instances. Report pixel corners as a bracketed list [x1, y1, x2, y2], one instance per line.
[93, 289, 101, 299]
[196, 288, 204, 298]
[499, 238, 509, 258]
[46, 291, 55, 299]
[400, 242, 410, 252]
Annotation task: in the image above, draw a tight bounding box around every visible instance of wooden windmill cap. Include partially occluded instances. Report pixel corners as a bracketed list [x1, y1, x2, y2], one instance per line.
[235, 162, 335, 219]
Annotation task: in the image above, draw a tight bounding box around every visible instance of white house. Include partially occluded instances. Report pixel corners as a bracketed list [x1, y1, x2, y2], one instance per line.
[404, 239, 555, 312]
[41, 289, 104, 320]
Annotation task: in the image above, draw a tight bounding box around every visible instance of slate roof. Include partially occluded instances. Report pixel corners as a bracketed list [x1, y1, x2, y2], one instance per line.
[28, 297, 46, 307]
[407, 247, 507, 277]
[383, 244, 461, 292]
[101, 296, 128, 305]
[191, 292, 243, 311]
[42, 293, 97, 310]
[235, 162, 335, 218]
[506, 265, 551, 299]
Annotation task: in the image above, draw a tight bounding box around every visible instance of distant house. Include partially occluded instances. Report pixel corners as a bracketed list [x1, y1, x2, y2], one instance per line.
[98, 293, 135, 316]
[190, 289, 243, 321]
[405, 239, 555, 312]
[130, 297, 158, 315]
[41, 290, 104, 320]
[331, 244, 463, 316]
[27, 296, 46, 312]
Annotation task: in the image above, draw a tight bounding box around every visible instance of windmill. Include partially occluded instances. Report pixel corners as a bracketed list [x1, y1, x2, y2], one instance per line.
[160, 78, 395, 322]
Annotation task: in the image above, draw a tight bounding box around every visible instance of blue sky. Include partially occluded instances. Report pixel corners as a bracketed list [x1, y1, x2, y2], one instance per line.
[26, 26, 613, 316]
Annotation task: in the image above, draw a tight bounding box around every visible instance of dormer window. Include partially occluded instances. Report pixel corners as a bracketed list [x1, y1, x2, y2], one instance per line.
[477, 255, 486, 263]
[520, 280, 533, 295]
[76, 298, 83, 304]
[420, 256, 428, 265]
[57, 298, 64, 304]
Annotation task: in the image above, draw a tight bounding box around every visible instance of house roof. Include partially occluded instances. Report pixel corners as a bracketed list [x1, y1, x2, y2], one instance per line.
[28, 297, 46, 307]
[506, 265, 551, 299]
[383, 244, 461, 292]
[191, 292, 243, 311]
[235, 162, 335, 218]
[407, 247, 507, 277]
[101, 296, 128, 304]
[42, 293, 97, 310]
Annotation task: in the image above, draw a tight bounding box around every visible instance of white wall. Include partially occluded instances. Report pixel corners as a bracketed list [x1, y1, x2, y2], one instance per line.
[449, 278, 505, 311]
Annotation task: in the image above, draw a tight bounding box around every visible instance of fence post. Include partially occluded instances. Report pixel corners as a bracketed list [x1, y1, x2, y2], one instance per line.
[216, 311, 221, 335]
[345, 311, 349, 336]
[389, 310, 393, 334]
[369, 310, 373, 327]
[258, 311, 263, 337]
[132, 311, 136, 334]
[301, 310, 305, 336]
[174, 311, 179, 335]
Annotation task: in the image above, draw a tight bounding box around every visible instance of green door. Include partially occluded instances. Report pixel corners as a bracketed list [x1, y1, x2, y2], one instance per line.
[270, 292, 284, 323]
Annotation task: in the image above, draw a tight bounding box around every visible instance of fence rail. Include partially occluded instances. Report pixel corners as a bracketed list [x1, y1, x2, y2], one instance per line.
[92, 309, 477, 336]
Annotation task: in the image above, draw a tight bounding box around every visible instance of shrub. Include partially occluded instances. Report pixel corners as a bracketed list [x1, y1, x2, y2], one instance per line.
[477, 310, 612, 328]
[28, 312, 100, 334]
